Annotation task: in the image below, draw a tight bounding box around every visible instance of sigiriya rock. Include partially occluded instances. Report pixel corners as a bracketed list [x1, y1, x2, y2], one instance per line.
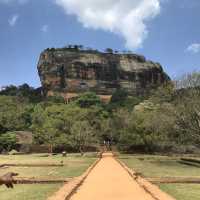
[37, 47, 170, 101]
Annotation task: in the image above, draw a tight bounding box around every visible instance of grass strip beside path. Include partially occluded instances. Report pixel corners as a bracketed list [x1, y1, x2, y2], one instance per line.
[119, 154, 200, 200]
[0, 153, 97, 200]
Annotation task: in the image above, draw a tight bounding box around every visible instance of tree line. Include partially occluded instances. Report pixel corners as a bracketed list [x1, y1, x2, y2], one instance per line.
[0, 72, 200, 154]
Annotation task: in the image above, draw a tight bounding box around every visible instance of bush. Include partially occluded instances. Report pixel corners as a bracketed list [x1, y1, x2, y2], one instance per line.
[46, 95, 65, 103]
[111, 89, 128, 105]
[76, 92, 101, 108]
[0, 132, 17, 152]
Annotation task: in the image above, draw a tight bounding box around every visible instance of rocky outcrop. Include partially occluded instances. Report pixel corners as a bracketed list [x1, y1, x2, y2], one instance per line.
[37, 48, 170, 100]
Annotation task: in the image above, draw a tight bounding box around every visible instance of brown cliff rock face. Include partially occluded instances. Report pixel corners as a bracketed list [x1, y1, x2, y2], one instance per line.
[37, 48, 170, 100]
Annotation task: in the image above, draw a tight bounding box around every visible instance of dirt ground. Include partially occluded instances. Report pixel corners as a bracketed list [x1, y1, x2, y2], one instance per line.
[69, 153, 159, 200]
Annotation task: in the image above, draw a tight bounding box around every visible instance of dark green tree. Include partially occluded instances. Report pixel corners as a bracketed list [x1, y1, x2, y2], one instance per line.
[76, 92, 101, 108]
[105, 48, 113, 54]
[110, 89, 128, 106]
[0, 96, 33, 133]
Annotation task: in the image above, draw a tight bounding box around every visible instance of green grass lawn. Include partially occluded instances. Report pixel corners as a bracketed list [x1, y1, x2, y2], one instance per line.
[119, 154, 200, 200]
[160, 184, 200, 200]
[0, 153, 97, 200]
[0, 184, 63, 200]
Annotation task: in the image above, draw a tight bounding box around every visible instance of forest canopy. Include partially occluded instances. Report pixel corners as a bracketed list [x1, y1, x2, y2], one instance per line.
[0, 72, 200, 154]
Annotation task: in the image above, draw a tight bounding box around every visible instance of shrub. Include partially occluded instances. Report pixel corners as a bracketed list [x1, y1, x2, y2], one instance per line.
[0, 132, 17, 152]
[76, 92, 101, 108]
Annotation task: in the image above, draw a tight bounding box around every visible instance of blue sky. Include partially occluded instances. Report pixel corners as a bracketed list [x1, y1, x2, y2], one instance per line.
[0, 0, 200, 88]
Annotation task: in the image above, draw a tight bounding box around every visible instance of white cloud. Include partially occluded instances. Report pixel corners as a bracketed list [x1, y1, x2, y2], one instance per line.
[0, 0, 28, 4]
[187, 43, 200, 54]
[8, 14, 19, 26]
[55, 0, 161, 49]
[41, 25, 49, 33]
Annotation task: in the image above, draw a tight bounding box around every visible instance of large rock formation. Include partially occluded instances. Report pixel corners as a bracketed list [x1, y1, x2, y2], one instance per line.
[37, 47, 170, 101]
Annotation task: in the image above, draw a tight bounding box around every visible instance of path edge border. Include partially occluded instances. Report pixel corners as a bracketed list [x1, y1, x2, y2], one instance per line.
[114, 156, 176, 200]
[47, 157, 101, 200]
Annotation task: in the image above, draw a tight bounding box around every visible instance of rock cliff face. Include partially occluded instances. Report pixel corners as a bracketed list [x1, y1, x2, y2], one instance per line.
[37, 48, 170, 100]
